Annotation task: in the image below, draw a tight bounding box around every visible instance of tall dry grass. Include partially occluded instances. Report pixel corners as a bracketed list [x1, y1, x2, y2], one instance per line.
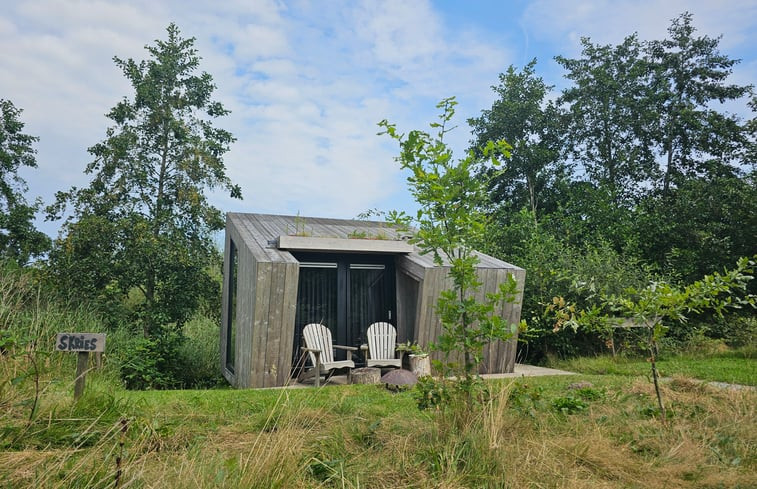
[3, 376, 755, 488]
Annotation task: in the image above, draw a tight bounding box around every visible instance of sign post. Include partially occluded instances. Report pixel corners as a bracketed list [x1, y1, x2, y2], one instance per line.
[55, 333, 106, 400]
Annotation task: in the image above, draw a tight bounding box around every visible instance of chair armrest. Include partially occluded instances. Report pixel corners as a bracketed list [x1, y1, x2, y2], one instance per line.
[333, 344, 357, 362]
[301, 347, 322, 353]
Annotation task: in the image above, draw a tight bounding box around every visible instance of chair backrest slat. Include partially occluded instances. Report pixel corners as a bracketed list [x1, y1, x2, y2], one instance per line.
[367, 322, 396, 360]
[303, 323, 335, 365]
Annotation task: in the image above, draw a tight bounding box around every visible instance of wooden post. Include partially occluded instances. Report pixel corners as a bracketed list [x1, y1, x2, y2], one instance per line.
[55, 333, 106, 401]
[74, 351, 89, 401]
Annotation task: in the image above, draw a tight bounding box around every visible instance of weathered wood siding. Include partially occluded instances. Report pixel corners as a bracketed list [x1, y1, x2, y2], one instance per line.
[247, 261, 300, 388]
[222, 216, 300, 388]
[396, 254, 525, 374]
[480, 267, 526, 374]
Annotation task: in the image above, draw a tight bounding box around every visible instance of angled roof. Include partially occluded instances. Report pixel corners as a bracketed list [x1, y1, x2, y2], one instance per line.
[227, 212, 522, 270]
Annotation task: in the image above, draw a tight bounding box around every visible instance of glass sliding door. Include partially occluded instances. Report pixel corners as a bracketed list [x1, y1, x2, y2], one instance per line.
[348, 263, 390, 347]
[293, 262, 338, 364]
[292, 254, 395, 369]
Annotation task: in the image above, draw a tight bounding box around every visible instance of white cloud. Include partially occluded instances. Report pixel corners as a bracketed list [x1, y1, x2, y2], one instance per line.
[522, 0, 757, 52]
[2, 0, 754, 240]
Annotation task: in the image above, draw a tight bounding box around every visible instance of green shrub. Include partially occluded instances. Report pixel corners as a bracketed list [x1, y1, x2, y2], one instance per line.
[551, 395, 588, 414]
[120, 331, 183, 390]
[702, 313, 757, 348]
[116, 314, 224, 390]
[490, 215, 657, 362]
[175, 314, 224, 388]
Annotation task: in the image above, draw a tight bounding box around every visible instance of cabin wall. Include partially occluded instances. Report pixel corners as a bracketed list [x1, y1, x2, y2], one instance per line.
[404, 262, 525, 374]
[248, 261, 299, 388]
[221, 222, 258, 387]
[480, 267, 526, 374]
[236, 247, 257, 386]
[222, 220, 300, 388]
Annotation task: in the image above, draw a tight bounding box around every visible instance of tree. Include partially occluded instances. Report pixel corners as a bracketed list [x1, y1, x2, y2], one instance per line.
[743, 95, 757, 170]
[647, 12, 752, 193]
[551, 257, 755, 424]
[379, 98, 519, 388]
[556, 34, 658, 199]
[0, 99, 50, 264]
[635, 172, 757, 282]
[468, 59, 566, 222]
[48, 24, 241, 338]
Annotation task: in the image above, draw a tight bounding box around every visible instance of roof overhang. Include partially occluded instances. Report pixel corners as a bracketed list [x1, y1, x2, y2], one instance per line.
[277, 235, 414, 254]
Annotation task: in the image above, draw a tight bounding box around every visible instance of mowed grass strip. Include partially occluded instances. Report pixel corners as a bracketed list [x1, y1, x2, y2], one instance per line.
[551, 348, 756, 386]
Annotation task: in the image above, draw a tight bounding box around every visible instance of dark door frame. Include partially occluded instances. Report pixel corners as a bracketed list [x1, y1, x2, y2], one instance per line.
[292, 252, 396, 363]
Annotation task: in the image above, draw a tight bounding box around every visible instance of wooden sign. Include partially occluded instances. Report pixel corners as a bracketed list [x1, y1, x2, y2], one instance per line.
[56, 333, 106, 352]
[55, 333, 106, 400]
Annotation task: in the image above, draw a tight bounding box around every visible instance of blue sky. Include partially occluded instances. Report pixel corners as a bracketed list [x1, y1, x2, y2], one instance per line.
[2, 0, 755, 239]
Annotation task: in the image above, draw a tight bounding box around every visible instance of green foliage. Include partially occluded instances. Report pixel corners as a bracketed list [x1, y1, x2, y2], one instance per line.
[556, 34, 658, 197]
[468, 59, 566, 219]
[413, 376, 488, 412]
[118, 313, 223, 389]
[46, 24, 240, 373]
[702, 314, 756, 348]
[175, 314, 224, 388]
[647, 12, 751, 193]
[0, 262, 109, 438]
[601, 257, 755, 326]
[485, 210, 655, 361]
[379, 97, 518, 382]
[396, 340, 427, 356]
[473, 15, 755, 366]
[551, 256, 756, 422]
[0, 99, 50, 264]
[635, 173, 757, 283]
[120, 331, 183, 390]
[551, 395, 588, 414]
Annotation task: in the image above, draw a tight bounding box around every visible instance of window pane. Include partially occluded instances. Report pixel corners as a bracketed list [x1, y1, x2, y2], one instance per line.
[293, 264, 338, 363]
[349, 267, 387, 345]
[225, 240, 238, 372]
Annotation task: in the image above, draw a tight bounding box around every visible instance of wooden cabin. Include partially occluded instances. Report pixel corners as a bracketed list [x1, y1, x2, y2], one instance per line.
[221, 213, 525, 388]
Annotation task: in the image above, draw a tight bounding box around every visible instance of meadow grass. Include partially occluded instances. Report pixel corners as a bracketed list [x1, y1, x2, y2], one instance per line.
[2, 369, 755, 488]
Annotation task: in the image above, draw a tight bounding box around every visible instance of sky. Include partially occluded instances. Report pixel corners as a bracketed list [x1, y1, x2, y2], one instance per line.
[2, 0, 756, 240]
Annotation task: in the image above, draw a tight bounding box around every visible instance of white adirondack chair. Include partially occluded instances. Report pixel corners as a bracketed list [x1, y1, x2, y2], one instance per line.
[298, 323, 356, 387]
[364, 322, 403, 368]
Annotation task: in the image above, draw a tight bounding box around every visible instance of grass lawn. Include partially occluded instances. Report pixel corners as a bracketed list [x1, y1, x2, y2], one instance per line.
[550, 347, 757, 386]
[2, 356, 756, 488]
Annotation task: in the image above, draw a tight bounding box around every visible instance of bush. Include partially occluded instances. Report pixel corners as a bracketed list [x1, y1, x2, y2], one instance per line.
[120, 332, 182, 390]
[118, 314, 224, 390]
[175, 314, 224, 388]
[486, 214, 656, 362]
[702, 313, 756, 348]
